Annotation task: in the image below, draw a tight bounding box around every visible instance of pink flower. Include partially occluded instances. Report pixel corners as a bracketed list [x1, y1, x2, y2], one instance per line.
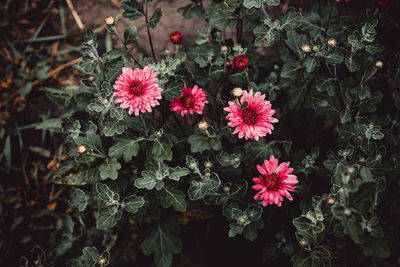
[169, 85, 208, 116]
[252, 155, 298, 207]
[113, 66, 163, 116]
[223, 89, 278, 141]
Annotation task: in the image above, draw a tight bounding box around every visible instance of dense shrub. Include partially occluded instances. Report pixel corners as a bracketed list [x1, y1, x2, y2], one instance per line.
[28, 0, 400, 266]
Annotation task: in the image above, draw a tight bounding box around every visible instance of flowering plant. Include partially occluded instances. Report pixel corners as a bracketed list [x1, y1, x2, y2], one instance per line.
[36, 0, 400, 266]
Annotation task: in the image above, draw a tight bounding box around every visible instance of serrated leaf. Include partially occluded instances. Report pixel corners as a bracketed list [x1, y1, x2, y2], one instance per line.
[168, 166, 190, 181]
[124, 25, 138, 44]
[134, 171, 157, 190]
[244, 0, 261, 9]
[152, 138, 173, 161]
[160, 188, 187, 212]
[96, 207, 122, 230]
[70, 189, 89, 212]
[177, 3, 204, 19]
[121, 0, 144, 20]
[141, 222, 182, 267]
[266, 0, 280, 6]
[148, 8, 162, 28]
[99, 158, 121, 180]
[188, 134, 221, 153]
[102, 118, 127, 137]
[122, 195, 145, 213]
[108, 135, 141, 162]
[81, 247, 99, 266]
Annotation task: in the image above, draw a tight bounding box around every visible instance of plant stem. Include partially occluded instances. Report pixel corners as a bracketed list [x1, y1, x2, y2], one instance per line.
[114, 30, 143, 68]
[144, 0, 156, 61]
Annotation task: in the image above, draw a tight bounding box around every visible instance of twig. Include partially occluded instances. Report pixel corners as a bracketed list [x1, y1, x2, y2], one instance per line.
[144, 0, 156, 61]
[114, 30, 143, 68]
[65, 0, 84, 31]
[32, 57, 82, 86]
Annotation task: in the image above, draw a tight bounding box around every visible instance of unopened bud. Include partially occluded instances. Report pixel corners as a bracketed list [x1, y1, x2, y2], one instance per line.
[375, 60, 383, 69]
[221, 45, 228, 53]
[77, 145, 87, 154]
[327, 38, 336, 47]
[312, 45, 318, 52]
[343, 208, 352, 216]
[264, 35, 270, 42]
[223, 186, 230, 193]
[299, 239, 307, 247]
[231, 87, 243, 98]
[104, 16, 116, 27]
[301, 44, 311, 53]
[88, 75, 95, 81]
[101, 98, 108, 105]
[198, 120, 208, 131]
[204, 161, 213, 169]
[189, 161, 197, 169]
[346, 166, 355, 174]
[326, 197, 335, 205]
[98, 257, 107, 265]
[359, 157, 366, 163]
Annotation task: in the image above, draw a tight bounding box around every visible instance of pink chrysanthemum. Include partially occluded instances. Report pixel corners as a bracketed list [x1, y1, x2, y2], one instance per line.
[252, 155, 298, 207]
[223, 89, 278, 141]
[113, 66, 163, 116]
[169, 85, 208, 116]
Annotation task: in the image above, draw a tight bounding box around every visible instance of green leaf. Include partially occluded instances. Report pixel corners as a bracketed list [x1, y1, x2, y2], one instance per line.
[121, 0, 144, 20]
[188, 43, 214, 68]
[244, 0, 261, 9]
[148, 8, 162, 28]
[70, 189, 89, 212]
[124, 25, 138, 44]
[291, 252, 312, 267]
[177, 3, 204, 19]
[216, 151, 242, 168]
[102, 118, 127, 137]
[36, 118, 62, 131]
[79, 56, 97, 74]
[285, 30, 308, 58]
[103, 49, 126, 61]
[253, 24, 280, 47]
[99, 158, 121, 180]
[303, 56, 319, 73]
[280, 8, 302, 30]
[95, 183, 119, 204]
[281, 63, 302, 80]
[187, 181, 207, 200]
[361, 19, 378, 43]
[160, 188, 187, 212]
[122, 195, 145, 213]
[134, 171, 157, 190]
[324, 51, 344, 65]
[393, 91, 400, 110]
[168, 166, 190, 181]
[266, 0, 280, 6]
[141, 222, 182, 267]
[188, 134, 221, 153]
[345, 56, 360, 72]
[81, 247, 99, 266]
[152, 138, 173, 161]
[108, 134, 141, 162]
[96, 207, 122, 230]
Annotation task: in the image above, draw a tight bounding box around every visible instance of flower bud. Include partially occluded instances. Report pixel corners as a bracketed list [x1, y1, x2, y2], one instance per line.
[327, 38, 336, 47]
[189, 161, 197, 170]
[359, 157, 366, 163]
[343, 208, 352, 216]
[223, 186, 230, 193]
[98, 257, 107, 265]
[312, 45, 318, 52]
[104, 16, 116, 27]
[346, 166, 355, 174]
[326, 197, 335, 205]
[301, 44, 311, 53]
[77, 145, 87, 155]
[264, 35, 270, 42]
[375, 60, 383, 69]
[221, 45, 228, 53]
[299, 239, 307, 247]
[198, 120, 208, 131]
[231, 87, 243, 98]
[204, 161, 213, 169]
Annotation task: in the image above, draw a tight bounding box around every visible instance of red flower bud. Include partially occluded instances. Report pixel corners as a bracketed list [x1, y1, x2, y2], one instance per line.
[170, 31, 183, 44]
[376, 0, 389, 10]
[231, 54, 248, 69]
